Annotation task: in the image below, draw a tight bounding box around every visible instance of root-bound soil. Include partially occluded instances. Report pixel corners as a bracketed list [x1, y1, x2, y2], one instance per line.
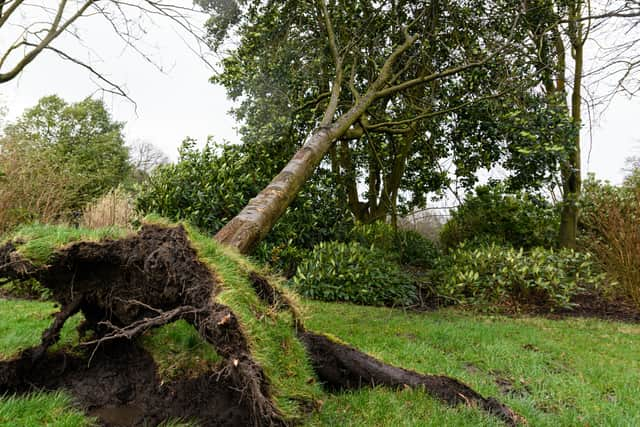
[0, 224, 523, 426]
[1, 341, 252, 426]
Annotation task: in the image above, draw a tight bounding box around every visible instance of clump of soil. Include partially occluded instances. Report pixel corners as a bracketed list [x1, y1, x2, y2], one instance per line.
[1, 341, 251, 426]
[0, 224, 523, 426]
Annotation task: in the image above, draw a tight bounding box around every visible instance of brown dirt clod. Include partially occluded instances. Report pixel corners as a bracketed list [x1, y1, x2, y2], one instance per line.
[1, 225, 284, 427]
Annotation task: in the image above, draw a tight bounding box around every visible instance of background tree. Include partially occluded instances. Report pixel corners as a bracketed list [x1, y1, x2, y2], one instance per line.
[128, 140, 169, 182]
[523, 0, 640, 248]
[0, 95, 131, 231]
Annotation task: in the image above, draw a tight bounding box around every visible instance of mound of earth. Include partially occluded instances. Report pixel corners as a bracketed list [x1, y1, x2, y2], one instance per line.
[0, 223, 523, 426]
[1, 341, 251, 426]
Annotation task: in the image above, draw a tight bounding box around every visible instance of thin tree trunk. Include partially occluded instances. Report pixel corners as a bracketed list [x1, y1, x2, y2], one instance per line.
[214, 94, 376, 253]
[559, 3, 584, 249]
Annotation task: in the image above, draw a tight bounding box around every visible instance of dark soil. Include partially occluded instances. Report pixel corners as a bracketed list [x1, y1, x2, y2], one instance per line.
[556, 292, 640, 323]
[0, 224, 285, 426]
[0, 224, 523, 426]
[412, 288, 640, 324]
[299, 331, 524, 426]
[0, 341, 251, 427]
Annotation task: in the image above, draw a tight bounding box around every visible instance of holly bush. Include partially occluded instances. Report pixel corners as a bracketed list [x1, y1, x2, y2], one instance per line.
[292, 241, 416, 307]
[432, 243, 604, 310]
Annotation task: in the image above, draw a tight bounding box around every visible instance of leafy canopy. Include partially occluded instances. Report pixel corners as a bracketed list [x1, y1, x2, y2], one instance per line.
[3, 95, 131, 208]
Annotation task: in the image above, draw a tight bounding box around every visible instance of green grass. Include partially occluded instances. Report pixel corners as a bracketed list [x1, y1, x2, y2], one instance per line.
[303, 301, 640, 426]
[0, 391, 94, 427]
[0, 299, 82, 360]
[2, 221, 639, 426]
[2, 299, 639, 426]
[3, 223, 128, 265]
[140, 320, 223, 381]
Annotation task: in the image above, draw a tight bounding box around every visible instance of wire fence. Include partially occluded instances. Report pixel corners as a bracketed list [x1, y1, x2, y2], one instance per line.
[398, 205, 459, 241]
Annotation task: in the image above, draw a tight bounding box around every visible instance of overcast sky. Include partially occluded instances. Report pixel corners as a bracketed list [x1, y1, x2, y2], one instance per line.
[1, 2, 638, 185]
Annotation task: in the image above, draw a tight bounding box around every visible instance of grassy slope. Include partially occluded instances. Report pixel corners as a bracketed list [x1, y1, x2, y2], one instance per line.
[303, 301, 640, 427]
[4, 223, 129, 266]
[182, 222, 323, 418]
[0, 221, 322, 424]
[1, 301, 639, 427]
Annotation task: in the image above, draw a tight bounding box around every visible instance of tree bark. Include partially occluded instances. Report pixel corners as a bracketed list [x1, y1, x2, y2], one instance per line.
[559, 1, 584, 249]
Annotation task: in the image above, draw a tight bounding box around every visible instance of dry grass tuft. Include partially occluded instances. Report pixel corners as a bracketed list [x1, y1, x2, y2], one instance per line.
[81, 187, 136, 229]
[0, 142, 80, 234]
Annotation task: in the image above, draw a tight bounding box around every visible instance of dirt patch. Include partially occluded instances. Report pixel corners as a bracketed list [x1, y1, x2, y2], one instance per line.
[0, 340, 252, 426]
[249, 272, 290, 311]
[489, 371, 531, 398]
[462, 364, 531, 398]
[556, 292, 640, 323]
[412, 290, 640, 324]
[464, 362, 482, 375]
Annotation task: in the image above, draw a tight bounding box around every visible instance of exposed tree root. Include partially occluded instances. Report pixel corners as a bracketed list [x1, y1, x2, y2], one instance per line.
[299, 332, 524, 426]
[0, 224, 524, 426]
[28, 296, 82, 363]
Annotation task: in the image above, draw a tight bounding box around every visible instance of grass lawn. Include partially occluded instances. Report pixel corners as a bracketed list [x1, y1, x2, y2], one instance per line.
[1, 298, 639, 426]
[303, 301, 640, 426]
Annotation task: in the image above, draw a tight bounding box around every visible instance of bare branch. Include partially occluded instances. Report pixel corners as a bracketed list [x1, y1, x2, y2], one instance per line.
[318, 0, 344, 126]
[29, 42, 136, 107]
[81, 305, 206, 347]
[0, 0, 25, 28]
[0, 0, 96, 83]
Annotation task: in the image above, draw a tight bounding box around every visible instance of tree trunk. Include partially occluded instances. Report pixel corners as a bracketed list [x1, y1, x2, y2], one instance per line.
[559, 132, 581, 249]
[559, 5, 584, 249]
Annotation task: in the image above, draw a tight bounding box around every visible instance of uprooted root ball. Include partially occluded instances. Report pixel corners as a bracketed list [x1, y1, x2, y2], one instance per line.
[1, 225, 284, 426]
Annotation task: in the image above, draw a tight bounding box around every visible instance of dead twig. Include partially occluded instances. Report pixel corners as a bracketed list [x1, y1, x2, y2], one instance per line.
[81, 305, 206, 347]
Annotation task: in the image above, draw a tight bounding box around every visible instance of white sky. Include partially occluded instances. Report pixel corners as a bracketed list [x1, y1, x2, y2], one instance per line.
[1, 2, 639, 185]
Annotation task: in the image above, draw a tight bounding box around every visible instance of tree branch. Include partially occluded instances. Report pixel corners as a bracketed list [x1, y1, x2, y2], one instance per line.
[0, 0, 96, 83]
[294, 91, 331, 113]
[375, 57, 491, 99]
[318, 0, 344, 126]
[33, 43, 136, 106]
[0, 0, 25, 29]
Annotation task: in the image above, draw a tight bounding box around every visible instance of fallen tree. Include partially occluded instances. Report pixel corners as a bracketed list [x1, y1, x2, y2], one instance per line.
[0, 222, 524, 426]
